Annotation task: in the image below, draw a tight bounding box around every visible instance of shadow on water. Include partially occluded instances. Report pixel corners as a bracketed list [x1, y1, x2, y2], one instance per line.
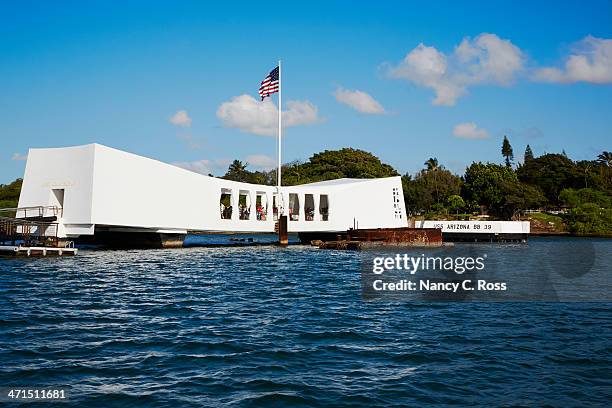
[184, 233, 301, 248]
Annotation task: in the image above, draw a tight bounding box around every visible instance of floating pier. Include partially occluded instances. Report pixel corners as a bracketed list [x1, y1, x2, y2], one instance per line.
[1, 206, 77, 256]
[0, 245, 77, 257]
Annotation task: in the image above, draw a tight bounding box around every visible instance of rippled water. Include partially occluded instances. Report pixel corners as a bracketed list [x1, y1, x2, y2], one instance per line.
[1, 237, 611, 406]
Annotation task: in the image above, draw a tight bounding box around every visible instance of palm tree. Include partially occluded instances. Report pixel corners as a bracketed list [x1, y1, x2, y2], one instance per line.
[224, 160, 250, 182]
[597, 151, 612, 183]
[597, 151, 612, 167]
[424, 157, 439, 172]
[424, 158, 441, 204]
[582, 162, 592, 188]
[228, 160, 247, 173]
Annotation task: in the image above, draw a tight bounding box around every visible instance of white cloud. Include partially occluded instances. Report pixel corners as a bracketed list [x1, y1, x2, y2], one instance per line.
[216, 94, 320, 136]
[245, 154, 276, 169]
[389, 43, 465, 106]
[533, 36, 612, 84]
[169, 110, 192, 127]
[452, 122, 490, 139]
[388, 33, 525, 105]
[333, 88, 385, 114]
[12, 152, 27, 161]
[172, 158, 230, 175]
[283, 100, 320, 127]
[455, 33, 524, 85]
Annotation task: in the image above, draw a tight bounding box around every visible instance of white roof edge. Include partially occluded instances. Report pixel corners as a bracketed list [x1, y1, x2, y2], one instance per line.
[295, 176, 401, 187]
[28, 143, 98, 152]
[26, 144, 401, 188]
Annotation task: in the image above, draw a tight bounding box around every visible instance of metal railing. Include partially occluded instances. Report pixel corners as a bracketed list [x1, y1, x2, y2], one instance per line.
[0, 206, 62, 248]
[0, 206, 62, 219]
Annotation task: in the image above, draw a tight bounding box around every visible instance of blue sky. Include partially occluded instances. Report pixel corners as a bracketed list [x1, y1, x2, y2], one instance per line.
[1, 0, 611, 183]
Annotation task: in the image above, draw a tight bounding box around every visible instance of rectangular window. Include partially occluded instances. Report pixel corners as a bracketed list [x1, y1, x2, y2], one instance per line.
[289, 193, 300, 221]
[272, 194, 279, 221]
[220, 189, 233, 219]
[319, 195, 329, 221]
[256, 192, 268, 221]
[305, 194, 314, 221]
[238, 190, 251, 220]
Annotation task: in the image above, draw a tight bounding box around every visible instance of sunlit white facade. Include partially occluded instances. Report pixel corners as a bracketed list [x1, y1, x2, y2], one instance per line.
[18, 144, 408, 238]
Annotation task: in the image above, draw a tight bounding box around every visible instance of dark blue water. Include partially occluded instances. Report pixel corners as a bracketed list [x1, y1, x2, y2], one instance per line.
[0, 237, 610, 407]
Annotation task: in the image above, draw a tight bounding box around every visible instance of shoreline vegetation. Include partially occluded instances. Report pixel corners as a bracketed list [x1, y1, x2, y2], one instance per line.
[2, 137, 611, 237]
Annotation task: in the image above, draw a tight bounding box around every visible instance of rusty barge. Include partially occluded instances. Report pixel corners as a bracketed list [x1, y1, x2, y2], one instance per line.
[308, 227, 444, 250]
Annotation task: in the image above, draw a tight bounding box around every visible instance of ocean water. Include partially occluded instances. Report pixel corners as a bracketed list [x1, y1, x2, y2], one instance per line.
[0, 237, 610, 407]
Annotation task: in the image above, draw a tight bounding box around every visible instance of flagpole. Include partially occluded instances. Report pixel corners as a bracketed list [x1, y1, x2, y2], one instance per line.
[277, 59, 282, 211]
[276, 60, 285, 217]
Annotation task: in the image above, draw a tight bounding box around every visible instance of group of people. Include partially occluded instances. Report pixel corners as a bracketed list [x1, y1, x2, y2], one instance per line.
[256, 205, 267, 220]
[289, 207, 316, 221]
[221, 202, 326, 221]
[220, 202, 267, 221]
[220, 203, 232, 219]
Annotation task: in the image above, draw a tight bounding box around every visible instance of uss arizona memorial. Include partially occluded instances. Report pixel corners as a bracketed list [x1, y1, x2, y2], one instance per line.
[15, 143, 530, 248]
[17, 143, 408, 245]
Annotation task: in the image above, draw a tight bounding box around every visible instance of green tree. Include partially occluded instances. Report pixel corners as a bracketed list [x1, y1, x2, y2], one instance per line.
[223, 160, 252, 183]
[424, 157, 439, 171]
[502, 136, 514, 167]
[401, 173, 418, 213]
[447, 194, 465, 215]
[524, 144, 534, 162]
[597, 151, 612, 167]
[0, 178, 23, 209]
[559, 186, 612, 235]
[404, 166, 462, 213]
[597, 151, 612, 186]
[462, 162, 518, 215]
[498, 180, 546, 219]
[222, 148, 401, 187]
[516, 154, 582, 204]
[565, 203, 612, 235]
[576, 160, 592, 189]
[423, 157, 441, 204]
[559, 188, 611, 208]
[281, 148, 399, 185]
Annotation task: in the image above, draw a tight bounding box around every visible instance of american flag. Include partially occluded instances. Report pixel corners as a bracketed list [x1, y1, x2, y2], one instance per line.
[259, 66, 279, 100]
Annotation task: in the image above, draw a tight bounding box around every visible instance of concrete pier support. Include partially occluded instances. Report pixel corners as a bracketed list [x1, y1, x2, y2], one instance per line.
[278, 215, 288, 246]
[157, 233, 187, 248]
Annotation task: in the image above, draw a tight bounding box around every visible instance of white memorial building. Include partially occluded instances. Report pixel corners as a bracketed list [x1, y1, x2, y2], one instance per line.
[17, 144, 408, 244]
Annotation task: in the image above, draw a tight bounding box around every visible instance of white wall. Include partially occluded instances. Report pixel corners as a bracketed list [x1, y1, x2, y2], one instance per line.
[18, 144, 96, 225]
[18, 144, 408, 237]
[90, 144, 277, 233]
[417, 220, 530, 234]
[283, 178, 407, 232]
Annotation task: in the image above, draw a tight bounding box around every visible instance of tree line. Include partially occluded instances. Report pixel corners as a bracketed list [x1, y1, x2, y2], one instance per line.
[2, 140, 611, 234]
[220, 140, 612, 235]
[0, 178, 22, 210]
[403, 137, 611, 234]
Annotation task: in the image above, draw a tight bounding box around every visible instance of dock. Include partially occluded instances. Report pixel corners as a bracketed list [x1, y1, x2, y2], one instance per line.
[1, 206, 77, 257]
[0, 245, 77, 257]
